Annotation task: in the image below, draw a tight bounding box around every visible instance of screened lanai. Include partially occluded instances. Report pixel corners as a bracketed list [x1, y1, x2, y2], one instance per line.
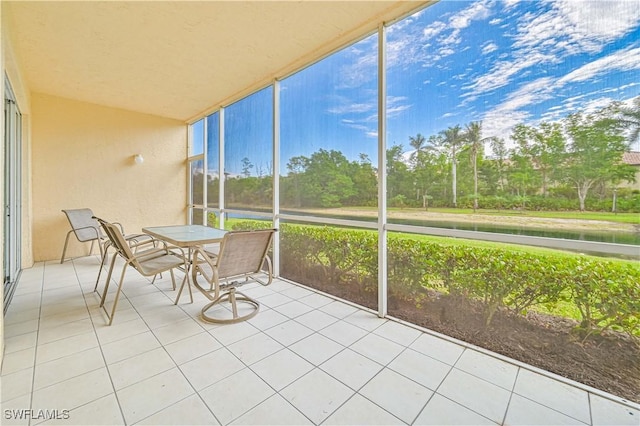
[1, 1, 639, 424]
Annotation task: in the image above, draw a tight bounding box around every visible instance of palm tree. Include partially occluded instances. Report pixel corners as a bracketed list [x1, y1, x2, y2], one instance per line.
[618, 96, 640, 147]
[439, 125, 463, 207]
[410, 133, 441, 207]
[463, 121, 490, 212]
[409, 133, 427, 161]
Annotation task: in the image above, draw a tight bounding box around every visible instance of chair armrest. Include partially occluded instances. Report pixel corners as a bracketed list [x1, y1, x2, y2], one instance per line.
[132, 246, 178, 262]
[124, 233, 154, 245]
[134, 242, 187, 261]
[71, 225, 101, 240]
[112, 222, 126, 234]
[192, 247, 217, 269]
[128, 237, 162, 250]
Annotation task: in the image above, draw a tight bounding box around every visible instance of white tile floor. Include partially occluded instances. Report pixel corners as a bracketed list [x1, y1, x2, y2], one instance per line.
[2, 255, 639, 425]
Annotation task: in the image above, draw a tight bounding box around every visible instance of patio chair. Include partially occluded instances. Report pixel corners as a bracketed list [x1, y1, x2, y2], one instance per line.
[95, 217, 188, 325]
[177, 228, 276, 324]
[60, 208, 149, 263]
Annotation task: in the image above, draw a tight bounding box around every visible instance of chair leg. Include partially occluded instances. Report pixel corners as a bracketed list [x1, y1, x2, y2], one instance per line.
[105, 266, 128, 326]
[174, 271, 188, 305]
[200, 288, 260, 324]
[60, 232, 73, 264]
[230, 290, 239, 318]
[93, 246, 111, 292]
[100, 241, 110, 265]
[186, 274, 193, 303]
[169, 269, 176, 291]
[99, 255, 118, 307]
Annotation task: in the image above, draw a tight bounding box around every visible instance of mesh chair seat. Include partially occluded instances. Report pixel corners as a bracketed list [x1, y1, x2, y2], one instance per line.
[94, 217, 187, 325]
[61, 208, 152, 263]
[176, 228, 276, 324]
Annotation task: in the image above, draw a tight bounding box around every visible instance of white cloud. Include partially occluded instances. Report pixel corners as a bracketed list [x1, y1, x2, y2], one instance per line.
[481, 42, 499, 55]
[436, 0, 493, 58]
[481, 107, 530, 143]
[386, 105, 412, 118]
[581, 96, 616, 114]
[450, 0, 492, 30]
[328, 102, 375, 115]
[464, 0, 640, 100]
[503, 0, 521, 9]
[619, 82, 640, 90]
[462, 52, 555, 95]
[477, 40, 640, 143]
[341, 121, 369, 131]
[386, 95, 412, 118]
[336, 50, 378, 90]
[554, 0, 640, 46]
[341, 119, 378, 139]
[479, 76, 555, 141]
[557, 46, 640, 85]
[423, 21, 446, 39]
[513, 0, 640, 55]
[387, 0, 495, 70]
[438, 47, 456, 57]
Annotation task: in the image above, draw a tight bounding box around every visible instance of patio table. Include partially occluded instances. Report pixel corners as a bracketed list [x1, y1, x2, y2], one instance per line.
[142, 224, 227, 248]
[142, 224, 227, 303]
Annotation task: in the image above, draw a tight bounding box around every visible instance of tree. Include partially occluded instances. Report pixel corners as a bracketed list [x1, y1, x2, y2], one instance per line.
[386, 144, 413, 202]
[409, 133, 427, 163]
[463, 121, 490, 212]
[510, 124, 541, 209]
[489, 137, 508, 193]
[241, 157, 254, 177]
[413, 146, 444, 209]
[617, 96, 640, 147]
[348, 154, 377, 206]
[286, 156, 308, 208]
[563, 110, 635, 211]
[532, 122, 566, 197]
[301, 149, 356, 208]
[439, 125, 464, 207]
[409, 133, 440, 206]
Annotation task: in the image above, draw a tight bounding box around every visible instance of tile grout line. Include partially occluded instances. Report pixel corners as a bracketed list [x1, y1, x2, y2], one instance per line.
[27, 261, 47, 426]
[76, 255, 129, 425]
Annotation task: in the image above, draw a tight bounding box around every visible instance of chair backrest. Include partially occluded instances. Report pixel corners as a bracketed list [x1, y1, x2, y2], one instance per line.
[95, 217, 136, 263]
[62, 208, 103, 242]
[216, 229, 276, 279]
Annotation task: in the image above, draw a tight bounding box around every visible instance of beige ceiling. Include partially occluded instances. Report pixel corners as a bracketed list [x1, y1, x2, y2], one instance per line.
[4, 1, 427, 122]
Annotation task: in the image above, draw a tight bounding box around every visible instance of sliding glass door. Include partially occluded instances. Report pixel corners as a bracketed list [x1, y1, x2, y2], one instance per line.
[4, 77, 22, 313]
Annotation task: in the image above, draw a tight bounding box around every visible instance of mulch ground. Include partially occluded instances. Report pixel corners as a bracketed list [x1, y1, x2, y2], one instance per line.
[284, 269, 640, 404]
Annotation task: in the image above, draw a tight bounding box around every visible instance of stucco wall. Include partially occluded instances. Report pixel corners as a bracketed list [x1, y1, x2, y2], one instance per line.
[32, 94, 187, 262]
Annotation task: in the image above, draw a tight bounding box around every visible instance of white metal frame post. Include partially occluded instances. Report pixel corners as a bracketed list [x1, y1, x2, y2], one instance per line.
[201, 117, 208, 225]
[377, 23, 388, 318]
[273, 80, 281, 277]
[218, 108, 226, 230]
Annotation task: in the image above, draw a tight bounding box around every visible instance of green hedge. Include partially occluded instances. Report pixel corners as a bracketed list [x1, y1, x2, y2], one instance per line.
[231, 220, 640, 338]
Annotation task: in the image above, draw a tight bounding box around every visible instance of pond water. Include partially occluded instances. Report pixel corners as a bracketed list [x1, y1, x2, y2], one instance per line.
[388, 217, 640, 246]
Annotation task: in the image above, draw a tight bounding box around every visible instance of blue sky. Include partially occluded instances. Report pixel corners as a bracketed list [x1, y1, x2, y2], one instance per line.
[201, 0, 640, 175]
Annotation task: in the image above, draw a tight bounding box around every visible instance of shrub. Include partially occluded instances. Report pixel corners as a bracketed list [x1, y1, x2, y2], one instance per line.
[233, 220, 640, 338]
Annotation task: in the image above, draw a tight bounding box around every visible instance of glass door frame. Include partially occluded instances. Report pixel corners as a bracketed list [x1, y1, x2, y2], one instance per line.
[4, 75, 22, 314]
